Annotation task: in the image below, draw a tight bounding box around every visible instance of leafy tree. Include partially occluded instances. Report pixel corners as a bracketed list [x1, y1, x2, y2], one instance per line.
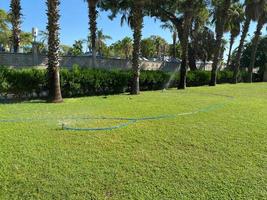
[161, 22, 178, 59]
[188, 26, 216, 70]
[46, 0, 63, 103]
[233, 0, 266, 83]
[140, 35, 168, 59]
[149, 0, 208, 89]
[141, 37, 156, 58]
[188, 6, 210, 71]
[10, 0, 22, 53]
[240, 36, 267, 80]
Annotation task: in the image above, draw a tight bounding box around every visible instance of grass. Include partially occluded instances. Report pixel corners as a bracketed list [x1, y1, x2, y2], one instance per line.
[0, 83, 266, 199]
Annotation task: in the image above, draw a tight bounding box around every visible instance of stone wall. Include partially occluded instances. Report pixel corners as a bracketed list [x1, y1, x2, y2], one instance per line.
[0, 52, 179, 72]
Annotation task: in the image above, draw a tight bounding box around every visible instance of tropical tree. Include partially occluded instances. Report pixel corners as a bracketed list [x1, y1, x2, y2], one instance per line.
[100, 0, 148, 94]
[225, 2, 244, 69]
[70, 39, 85, 56]
[96, 29, 112, 56]
[150, 0, 208, 89]
[120, 36, 133, 59]
[209, 0, 233, 86]
[10, 0, 22, 53]
[247, 2, 267, 83]
[46, 0, 63, 103]
[240, 36, 267, 80]
[152, 35, 168, 59]
[85, 0, 99, 67]
[188, 7, 210, 71]
[0, 9, 11, 51]
[141, 37, 156, 58]
[161, 22, 177, 59]
[0, 9, 10, 32]
[233, 0, 266, 83]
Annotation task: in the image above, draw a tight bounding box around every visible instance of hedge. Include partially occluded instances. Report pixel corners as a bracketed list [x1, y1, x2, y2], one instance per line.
[0, 66, 261, 99]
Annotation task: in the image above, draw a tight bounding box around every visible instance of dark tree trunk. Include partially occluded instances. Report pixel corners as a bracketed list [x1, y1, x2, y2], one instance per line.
[248, 17, 265, 83]
[226, 34, 235, 69]
[210, 0, 231, 86]
[10, 0, 22, 53]
[88, 0, 98, 67]
[188, 45, 197, 71]
[233, 18, 250, 84]
[46, 0, 63, 103]
[131, 4, 143, 95]
[172, 31, 177, 58]
[176, 14, 192, 90]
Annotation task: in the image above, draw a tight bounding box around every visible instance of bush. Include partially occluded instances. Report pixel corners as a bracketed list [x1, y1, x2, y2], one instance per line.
[0, 66, 262, 99]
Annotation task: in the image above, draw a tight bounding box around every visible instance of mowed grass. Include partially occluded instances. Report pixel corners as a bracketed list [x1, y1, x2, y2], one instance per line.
[0, 83, 266, 200]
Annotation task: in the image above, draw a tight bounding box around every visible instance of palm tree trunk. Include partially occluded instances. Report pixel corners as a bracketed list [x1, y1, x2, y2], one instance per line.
[248, 17, 265, 83]
[10, 0, 22, 53]
[46, 0, 63, 103]
[131, 4, 143, 95]
[210, 0, 231, 86]
[232, 18, 250, 84]
[88, 0, 98, 67]
[226, 34, 235, 69]
[177, 14, 192, 90]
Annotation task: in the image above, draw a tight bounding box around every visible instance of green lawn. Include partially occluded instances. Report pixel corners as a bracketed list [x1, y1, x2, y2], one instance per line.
[0, 83, 266, 199]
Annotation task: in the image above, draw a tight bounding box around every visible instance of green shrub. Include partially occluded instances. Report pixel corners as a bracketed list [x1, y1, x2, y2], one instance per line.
[0, 66, 262, 99]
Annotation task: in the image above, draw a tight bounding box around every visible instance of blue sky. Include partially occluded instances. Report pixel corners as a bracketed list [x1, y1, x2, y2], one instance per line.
[1, 0, 264, 59]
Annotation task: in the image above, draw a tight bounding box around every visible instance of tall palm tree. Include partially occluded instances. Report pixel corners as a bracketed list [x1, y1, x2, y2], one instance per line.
[85, 0, 99, 67]
[96, 29, 112, 56]
[10, 0, 22, 53]
[226, 3, 244, 69]
[209, 0, 232, 86]
[100, 0, 146, 94]
[161, 22, 177, 59]
[232, 0, 265, 83]
[131, 1, 144, 94]
[248, 3, 267, 83]
[46, 0, 63, 103]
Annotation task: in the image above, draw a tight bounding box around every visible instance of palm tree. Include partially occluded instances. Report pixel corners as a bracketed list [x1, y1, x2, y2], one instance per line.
[100, 0, 146, 94]
[226, 3, 244, 69]
[149, 0, 208, 89]
[209, 0, 232, 86]
[233, 0, 265, 83]
[248, 3, 267, 83]
[161, 22, 177, 59]
[130, 1, 144, 94]
[85, 0, 99, 67]
[177, 1, 208, 89]
[46, 0, 63, 103]
[10, 0, 22, 53]
[96, 29, 112, 56]
[120, 37, 133, 59]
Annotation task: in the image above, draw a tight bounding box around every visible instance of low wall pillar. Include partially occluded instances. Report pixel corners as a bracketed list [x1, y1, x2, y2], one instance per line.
[32, 42, 39, 66]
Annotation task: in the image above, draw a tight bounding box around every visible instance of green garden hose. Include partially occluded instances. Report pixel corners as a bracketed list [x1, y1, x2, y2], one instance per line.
[0, 92, 235, 131]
